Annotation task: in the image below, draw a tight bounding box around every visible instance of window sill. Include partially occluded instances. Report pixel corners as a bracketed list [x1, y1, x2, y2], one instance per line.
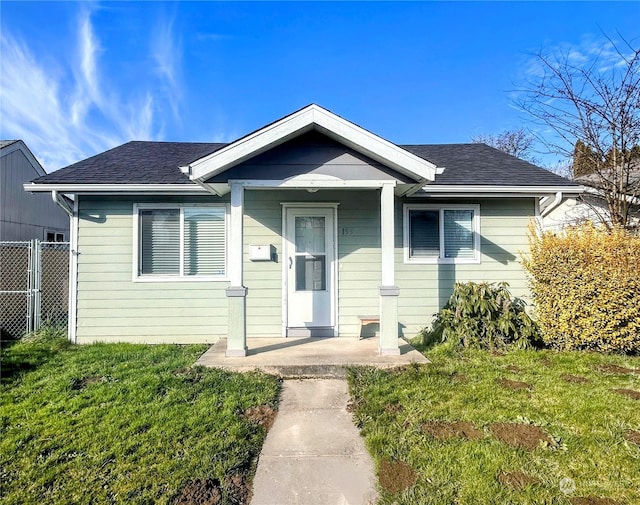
[133, 275, 229, 283]
[404, 257, 481, 265]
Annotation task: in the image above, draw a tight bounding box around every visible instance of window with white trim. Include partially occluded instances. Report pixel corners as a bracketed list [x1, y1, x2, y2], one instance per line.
[404, 204, 480, 263]
[135, 205, 227, 279]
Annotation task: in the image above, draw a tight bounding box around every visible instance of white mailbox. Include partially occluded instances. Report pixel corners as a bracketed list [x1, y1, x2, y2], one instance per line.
[249, 244, 275, 261]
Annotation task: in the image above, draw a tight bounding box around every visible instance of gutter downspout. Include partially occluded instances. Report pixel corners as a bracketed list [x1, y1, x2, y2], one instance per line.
[540, 191, 563, 218]
[51, 190, 74, 216]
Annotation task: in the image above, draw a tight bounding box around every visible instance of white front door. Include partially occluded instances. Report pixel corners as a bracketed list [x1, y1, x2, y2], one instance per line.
[284, 207, 336, 337]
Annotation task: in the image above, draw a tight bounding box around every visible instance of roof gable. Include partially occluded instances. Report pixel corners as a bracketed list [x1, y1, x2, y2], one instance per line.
[183, 104, 440, 184]
[207, 131, 415, 183]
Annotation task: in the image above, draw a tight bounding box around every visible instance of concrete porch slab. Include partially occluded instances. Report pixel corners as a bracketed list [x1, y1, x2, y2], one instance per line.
[195, 337, 429, 378]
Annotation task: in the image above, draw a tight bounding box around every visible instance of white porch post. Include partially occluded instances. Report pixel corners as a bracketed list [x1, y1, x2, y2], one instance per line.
[379, 181, 400, 355]
[226, 182, 247, 357]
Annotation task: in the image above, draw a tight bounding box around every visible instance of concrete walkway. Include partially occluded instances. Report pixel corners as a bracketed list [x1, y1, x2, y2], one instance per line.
[250, 379, 378, 505]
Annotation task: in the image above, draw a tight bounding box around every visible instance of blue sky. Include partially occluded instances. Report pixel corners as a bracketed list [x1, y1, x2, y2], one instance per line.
[1, 1, 638, 172]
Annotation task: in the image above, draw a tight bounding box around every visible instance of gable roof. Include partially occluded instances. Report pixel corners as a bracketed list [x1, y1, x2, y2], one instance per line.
[27, 105, 582, 195]
[30, 139, 579, 189]
[183, 104, 440, 184]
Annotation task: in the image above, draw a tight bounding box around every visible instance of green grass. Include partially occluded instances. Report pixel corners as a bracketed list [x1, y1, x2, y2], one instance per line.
[348, 345, 640, 505]
[0, 329, 281, 504]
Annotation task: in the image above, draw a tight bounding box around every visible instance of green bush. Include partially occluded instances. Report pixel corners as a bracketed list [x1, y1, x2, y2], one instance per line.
[418, 281, 540, 351]
[524, 223, 640, 353]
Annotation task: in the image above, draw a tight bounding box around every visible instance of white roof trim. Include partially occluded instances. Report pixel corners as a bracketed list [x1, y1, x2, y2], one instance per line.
[23, 183, 207, 194]
[185, 104, 439, 183]
[416, 184, 584, 196]
[229, 178, 395, 190]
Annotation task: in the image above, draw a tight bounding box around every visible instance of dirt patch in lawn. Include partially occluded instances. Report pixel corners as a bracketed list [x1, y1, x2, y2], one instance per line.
[384, 403, 405, 414]
[225, 474, 251, 505]
[490, 423, 553, 450]
[497, 471, 540, 489]
[378, 458, 417, 493]
[174, 478, 222, 505]
[243, 405, 276, 431]
[625, 430, 640, 445]
[570, 497, 620, 505]
[497, 378, 532, 391]
[596, 364, 639, 375]
[452, 372, 467, 383]
[613, 388, 640, 400]
[562, 374, 591, 384]
[506, 365, 522, 373]
[422, 421, 484, 440]
[539, 356, 554, 368]
[624, 429, 640, 445]
[69, 376, 107, 390]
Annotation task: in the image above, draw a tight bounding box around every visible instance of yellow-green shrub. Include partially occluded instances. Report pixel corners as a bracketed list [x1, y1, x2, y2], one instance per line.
[523, 223, 640, 353]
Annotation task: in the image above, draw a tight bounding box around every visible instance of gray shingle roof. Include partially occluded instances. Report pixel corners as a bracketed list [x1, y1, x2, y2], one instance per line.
[1, 140, 19, 150]
[403, 143, 577, 187]
[34, 141, 226, 185]
[32, 139, 579, 188]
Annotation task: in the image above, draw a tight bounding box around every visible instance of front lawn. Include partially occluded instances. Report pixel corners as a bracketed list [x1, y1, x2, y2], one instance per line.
[348, 346, 640, 505]
[0, 331, 281, 504]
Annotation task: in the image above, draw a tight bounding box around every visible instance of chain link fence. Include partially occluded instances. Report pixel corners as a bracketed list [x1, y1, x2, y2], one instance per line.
[0, 240, 69, 340]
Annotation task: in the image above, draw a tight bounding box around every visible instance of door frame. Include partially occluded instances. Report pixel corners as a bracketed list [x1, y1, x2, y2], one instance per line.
[281, 203, 339, 337]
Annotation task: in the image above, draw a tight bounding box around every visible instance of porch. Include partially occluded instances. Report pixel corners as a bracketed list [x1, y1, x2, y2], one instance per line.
[195, 337, 429, 378]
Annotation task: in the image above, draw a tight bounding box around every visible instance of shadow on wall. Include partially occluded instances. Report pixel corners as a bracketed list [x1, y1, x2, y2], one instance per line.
[437, 234, 517, 310]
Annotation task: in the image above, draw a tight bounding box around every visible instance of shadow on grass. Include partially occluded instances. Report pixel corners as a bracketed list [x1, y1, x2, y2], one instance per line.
[410, 329, 443, 354]
[1, 329, 69, 385]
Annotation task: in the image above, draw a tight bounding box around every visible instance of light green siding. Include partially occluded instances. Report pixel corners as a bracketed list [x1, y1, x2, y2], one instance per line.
[75, 196, 229, 344]
[242, 190, 381, 337]
[396, 198, 534, 338]
[74, 192, 534, 343]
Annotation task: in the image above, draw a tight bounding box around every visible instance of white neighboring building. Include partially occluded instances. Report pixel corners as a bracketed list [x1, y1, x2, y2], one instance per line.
[0, 140, 69, 241]
[543, 170, 640, 232]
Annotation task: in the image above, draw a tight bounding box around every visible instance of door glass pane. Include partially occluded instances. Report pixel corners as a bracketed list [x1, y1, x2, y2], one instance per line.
[295, 217, 325, 253]
[296, 256, 326, 291]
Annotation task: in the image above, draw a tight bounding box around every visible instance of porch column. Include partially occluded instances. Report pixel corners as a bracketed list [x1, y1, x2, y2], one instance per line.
[379, 181, 400, 355]
[226, 182, 247, 357]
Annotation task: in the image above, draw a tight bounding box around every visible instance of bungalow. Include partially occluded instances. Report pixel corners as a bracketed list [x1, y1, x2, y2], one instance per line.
[25, 105, 582, 356]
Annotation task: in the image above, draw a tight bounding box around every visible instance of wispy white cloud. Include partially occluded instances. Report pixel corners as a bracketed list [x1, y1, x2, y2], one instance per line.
[0, 6, 171, 171]
[522, 35, 635, 78]
[151, 11, 183, 123]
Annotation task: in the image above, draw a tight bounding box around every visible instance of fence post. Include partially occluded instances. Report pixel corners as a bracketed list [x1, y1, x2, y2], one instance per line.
[34, 239, 42, 331]
[26, 240, 34, 334]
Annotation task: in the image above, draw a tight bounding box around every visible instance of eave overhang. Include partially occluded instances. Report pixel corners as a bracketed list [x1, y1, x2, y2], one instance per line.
[413, 184, 584, 198]
[23, 183, 207, 195]
[181, 104, 443, 185]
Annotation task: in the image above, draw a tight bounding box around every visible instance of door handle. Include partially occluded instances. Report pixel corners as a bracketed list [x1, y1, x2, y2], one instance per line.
[289, 257, 293, 269]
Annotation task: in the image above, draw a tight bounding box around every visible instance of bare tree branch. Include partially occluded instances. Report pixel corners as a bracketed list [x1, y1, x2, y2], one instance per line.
[515, 35, 640, 230]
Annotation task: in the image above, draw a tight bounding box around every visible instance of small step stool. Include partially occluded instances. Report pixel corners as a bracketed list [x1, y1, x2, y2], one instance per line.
[358, 315, 380, 339]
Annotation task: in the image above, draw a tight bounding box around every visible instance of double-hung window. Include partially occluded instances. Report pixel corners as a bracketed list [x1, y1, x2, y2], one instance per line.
[404, 204, 480, 263]
[134, 204, 227, 280]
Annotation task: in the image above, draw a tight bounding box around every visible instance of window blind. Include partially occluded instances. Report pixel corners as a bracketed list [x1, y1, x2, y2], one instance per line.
[409, 210, 440, 257]
[443, 209, 474, 258]
[140, 209, 180, 274]
[183, 208, 226, 276]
